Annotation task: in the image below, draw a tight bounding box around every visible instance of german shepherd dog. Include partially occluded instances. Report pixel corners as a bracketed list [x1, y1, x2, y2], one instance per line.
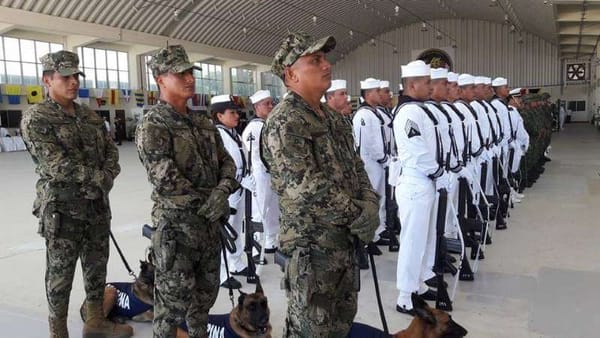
[83, 262, 465, 338]
[393, 293, 468, 338]
[220, 282, 272, 338]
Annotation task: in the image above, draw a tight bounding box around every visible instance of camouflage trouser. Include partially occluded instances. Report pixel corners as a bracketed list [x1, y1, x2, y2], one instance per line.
[42, 200, 110, 319]
[152, 209, 221, 338]
[282, 245, 358, 338]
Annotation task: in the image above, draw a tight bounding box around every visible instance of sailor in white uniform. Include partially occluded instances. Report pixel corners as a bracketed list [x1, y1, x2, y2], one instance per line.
[211, 94, 253, 288]
[353, 78, 389, 244]
[392, 60, 447, 314]
[242, 90, 280, 253]
[507, 88, 529, 197]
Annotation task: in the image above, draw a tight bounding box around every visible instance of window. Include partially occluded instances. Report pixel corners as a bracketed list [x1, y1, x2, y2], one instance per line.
[0, 36, 62, 85]
[194, 62, 223, 95]
[0, 110, 23, 128]
[231, 67, 255, 96]
[77, 47, 129, 89]
[144, 55, 158, 91]
[567, 100, 586, 112]
[261, 72, 284, 99]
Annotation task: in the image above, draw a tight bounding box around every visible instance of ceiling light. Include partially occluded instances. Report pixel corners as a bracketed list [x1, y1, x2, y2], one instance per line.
[395, 5, 400, 16]
[504, 14, 510, 23]
[393, 48, 398, 54]
[421, 22, 428, 32]
[349, 30, 354, 38]
[370, 38, 376, 46]
[509, 24, 516, 33]
[242, 27, 248, 36]
[173, 9, 182, 21]
[436, 31, 443, 40]
[490, 0, 498, 7]
[312, 15, 317, 25]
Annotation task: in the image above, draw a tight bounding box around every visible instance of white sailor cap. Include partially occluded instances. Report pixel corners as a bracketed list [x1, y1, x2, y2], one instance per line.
[398, 83, 404, 91]
[473, 76, 487, 85]
[327, 79, 347, 92]
[457, 74, 475, 86]
[430, 68, 448, 80]
[509, 87, 522, 97]
[361, 78, 380, 90]
[250, 90, 271, 104]
[211, 94, 239, 112]
[483, 77, 492, 85]
[447, 72, 459, 83]
[401, 60, 430, 78]
[492, 77, 508, 87]
[380, 80, 390, 89]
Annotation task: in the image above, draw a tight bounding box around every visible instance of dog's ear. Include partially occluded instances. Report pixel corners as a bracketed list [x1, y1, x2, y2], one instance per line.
[412, 293, 436, 325]
[237, 291, 247, 311]
[255, 280, 264, 295]
[445, 317, 468, 337]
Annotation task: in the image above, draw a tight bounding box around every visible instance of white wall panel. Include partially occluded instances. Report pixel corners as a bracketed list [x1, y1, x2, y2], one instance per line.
[333, 19, 561, 96]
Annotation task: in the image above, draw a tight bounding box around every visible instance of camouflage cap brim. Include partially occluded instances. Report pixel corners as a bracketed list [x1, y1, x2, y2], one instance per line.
[299, 35, 336, 58]
[170, 63, 202, 74]
[57, 68, 86, 77]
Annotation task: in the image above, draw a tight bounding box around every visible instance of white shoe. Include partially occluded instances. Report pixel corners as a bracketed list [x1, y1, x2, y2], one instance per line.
[514, 192, 525, 199]
[511, 196, 522, 203]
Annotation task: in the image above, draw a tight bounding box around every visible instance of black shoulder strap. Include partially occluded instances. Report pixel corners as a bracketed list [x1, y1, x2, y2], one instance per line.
[359, 104, 385, 125]
[455, 100, 485, 156]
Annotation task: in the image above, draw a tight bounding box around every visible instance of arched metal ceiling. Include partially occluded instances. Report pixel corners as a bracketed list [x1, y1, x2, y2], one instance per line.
[0, 0, 589, 60]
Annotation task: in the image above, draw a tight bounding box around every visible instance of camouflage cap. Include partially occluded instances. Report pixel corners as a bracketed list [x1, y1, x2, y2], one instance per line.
[147, 45, 201, 78]
[271, 32, 336, 80]
[40, 50, 85, 77]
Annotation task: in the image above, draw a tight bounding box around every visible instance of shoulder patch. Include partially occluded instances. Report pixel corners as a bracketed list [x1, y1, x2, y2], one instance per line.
[405, 119, 421, 138]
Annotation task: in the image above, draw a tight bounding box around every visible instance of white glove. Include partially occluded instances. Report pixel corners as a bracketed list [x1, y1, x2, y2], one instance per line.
[435, 172, 450, 192]
[240, 175, 256, 192]
[387, 159, 402, 186]
[457, 168, 472, 183]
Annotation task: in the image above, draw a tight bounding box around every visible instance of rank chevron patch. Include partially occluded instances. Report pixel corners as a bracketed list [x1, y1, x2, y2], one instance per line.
[405, 119, 421, 138]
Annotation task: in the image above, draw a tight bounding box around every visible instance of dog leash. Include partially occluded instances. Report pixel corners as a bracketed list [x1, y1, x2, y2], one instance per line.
[220, 231, 236, 308]
[366, 242, 389, 334]
[109, 230, 136, 278]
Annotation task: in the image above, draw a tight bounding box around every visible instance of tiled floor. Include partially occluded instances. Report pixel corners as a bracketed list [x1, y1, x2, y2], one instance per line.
[1, 123, 599, 337]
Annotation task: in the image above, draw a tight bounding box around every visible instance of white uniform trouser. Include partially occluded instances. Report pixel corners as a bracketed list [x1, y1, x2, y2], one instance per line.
[512, 147, 524, 174]
[220, 189, 246, 283]
[445, 172, 459, 237]
[363, 159, 386, 239]
[252, 170, 280, 249]
[396, 175, 437, 309]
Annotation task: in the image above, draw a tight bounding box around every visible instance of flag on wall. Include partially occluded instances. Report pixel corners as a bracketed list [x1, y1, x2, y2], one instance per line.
[26, 85, 44, 104]
[5, 84, 22, 104]
[93, 88, 105, 106]
[191, 93, 201, 106]
[122, 89, 131, 103]
[78, 88, 90, 106]
[109, 89, 120, 106]
[134, 90, 144, 107]
[147, 91, 157, 105]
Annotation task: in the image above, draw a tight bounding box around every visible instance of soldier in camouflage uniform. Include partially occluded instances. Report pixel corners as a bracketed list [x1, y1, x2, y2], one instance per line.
[136, 45, 238, 338]
[21, 51, 132, 338]
[262, 32, 380, 338]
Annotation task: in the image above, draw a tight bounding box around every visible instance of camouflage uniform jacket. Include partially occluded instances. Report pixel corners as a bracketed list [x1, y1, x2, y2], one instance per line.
[21, 98, 120, 219]
[136, 101, 238, 210]
[261, 92, 375, 253]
